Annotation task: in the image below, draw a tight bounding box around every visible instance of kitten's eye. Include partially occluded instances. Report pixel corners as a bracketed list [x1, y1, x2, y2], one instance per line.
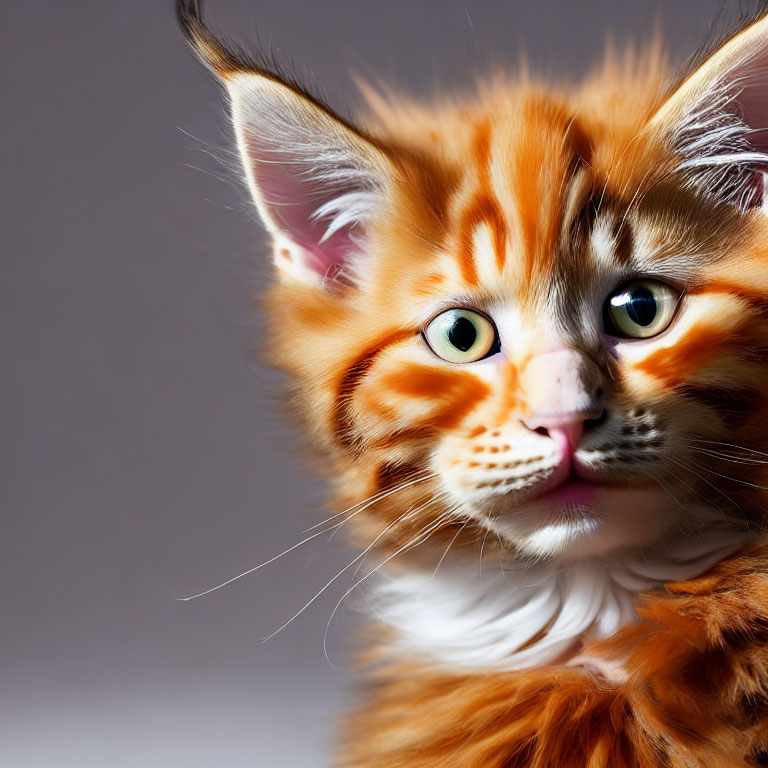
[604, 280, 680, 339]
[424, 308, 499, 363]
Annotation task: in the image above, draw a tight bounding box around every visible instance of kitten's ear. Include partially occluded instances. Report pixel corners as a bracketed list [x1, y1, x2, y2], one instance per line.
[177, 1, 393, 287]
[649, 11, 768, 210]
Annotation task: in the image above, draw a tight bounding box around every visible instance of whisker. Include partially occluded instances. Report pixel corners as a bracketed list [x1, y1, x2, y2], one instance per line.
[322, 505, 455, 662]
[180, 473, 440, 601]
[495, 531, 508, 574]
[690, 439, 768, 459]
[642, 468, 694, 540]
[667, 456, 750, 529]
[322, 495, 448, 667]
[262, 502, 431, 642]
[691, 447, 768, 466]
[616, 165, 656, 237]
[302, 471, 437, 534]
[594, 120, 649, 216]
[681, 457, 768, 490]
[646, 469, 686, 509]
[177, 522, 349, 601]
[479, 525, 492, 576]
[428, 518, 468, 583]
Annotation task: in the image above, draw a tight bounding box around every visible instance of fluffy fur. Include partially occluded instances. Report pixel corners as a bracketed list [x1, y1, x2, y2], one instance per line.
[179, 2, 768, 764]
[342, 538, 768, 767]
[370, 517, 746, 672]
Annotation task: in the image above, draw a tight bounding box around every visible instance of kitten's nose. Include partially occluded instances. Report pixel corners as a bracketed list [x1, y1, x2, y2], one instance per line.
[522, 415, 595, 455]
[520, 348, 604, 453]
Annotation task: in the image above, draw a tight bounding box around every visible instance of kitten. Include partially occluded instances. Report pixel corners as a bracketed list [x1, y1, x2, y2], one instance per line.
[178, 2, 768, 765]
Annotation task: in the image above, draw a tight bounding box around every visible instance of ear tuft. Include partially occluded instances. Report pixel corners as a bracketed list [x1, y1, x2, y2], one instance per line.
[176, 0, 250, 79]
[650, 9, 768, 211]
[177, 1, 395, 288]
[176, 0, 321, 98]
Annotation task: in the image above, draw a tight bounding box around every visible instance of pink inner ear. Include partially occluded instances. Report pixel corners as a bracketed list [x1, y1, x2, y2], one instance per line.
[739, 99, 768, 150]
[742, 171, 765, 211]
[725, 52, 768, 211]
[249, 144, 367, 281]
[738, 63, 768, 155]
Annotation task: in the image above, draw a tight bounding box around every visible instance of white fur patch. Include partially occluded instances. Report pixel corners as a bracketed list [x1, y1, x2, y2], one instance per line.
[471, 223, 502, 285]
[589, 217, 618, 270]
[367, 517, 748, 671]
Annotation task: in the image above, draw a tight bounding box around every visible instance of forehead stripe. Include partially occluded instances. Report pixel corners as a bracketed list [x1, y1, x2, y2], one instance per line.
[456, 121, 508, 285]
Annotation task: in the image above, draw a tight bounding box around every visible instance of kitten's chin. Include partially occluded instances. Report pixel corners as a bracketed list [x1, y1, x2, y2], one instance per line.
[491, 484, 672, 559]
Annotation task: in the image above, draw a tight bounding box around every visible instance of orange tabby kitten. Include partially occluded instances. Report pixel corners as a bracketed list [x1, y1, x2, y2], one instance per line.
[179, 2, 768, 764]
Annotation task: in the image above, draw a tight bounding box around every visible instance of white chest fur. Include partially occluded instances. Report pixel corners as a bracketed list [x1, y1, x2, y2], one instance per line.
[368, 525, 748, 671]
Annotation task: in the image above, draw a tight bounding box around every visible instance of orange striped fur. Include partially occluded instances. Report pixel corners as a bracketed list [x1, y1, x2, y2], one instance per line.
[179, 2, 768, 764]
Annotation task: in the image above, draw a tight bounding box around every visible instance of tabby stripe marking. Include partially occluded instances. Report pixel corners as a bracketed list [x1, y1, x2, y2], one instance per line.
[456, 120, 507, 285]
[379, 363, 492, 431]
[689, 280, 768, 311]
[638, 324, 743, 384]
[676, 384, 760, 428]
[333, 328, 415, 450]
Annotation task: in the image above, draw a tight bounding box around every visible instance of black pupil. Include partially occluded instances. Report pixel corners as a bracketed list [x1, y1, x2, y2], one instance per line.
[625, 286, 657, 327]
[448, 316, 478, 351]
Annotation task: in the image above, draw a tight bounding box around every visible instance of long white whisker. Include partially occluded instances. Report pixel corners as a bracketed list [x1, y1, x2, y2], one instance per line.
[691, 447, 768, 466]
[690, 439, 768, 458]
[322, 495, 448, 668]
[302, 471, 437, 533]
[428, 518, 467, 583]
[479, 525, 492, 576]
[668, 456, 750, 529]
[680, 457, 768, 490]
[323, 556, 370, 674]
[178, 472, 438, 602]
[658, 459, 720, 513]
[321, 508, 454, 653]
[177, 524, 347, 601]
[645, 470, 685, 510]
[261, 503, 428, 642]
[616, 165, 656, 236]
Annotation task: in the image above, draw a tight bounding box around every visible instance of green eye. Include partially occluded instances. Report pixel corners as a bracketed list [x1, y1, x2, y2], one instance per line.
[424, 308, 498, 363]
[604, 279, 680, 339]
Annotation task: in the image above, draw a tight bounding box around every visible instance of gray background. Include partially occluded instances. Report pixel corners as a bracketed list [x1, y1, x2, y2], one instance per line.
[1, 1, 730, 765]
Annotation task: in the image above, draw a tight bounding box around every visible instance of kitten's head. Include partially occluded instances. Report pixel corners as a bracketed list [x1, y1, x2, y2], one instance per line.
[180, 2, 768, 562]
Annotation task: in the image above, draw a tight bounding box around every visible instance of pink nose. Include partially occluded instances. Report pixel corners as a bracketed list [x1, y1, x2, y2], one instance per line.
[522, 415, 591, 456]
[520, 347, 604, 455]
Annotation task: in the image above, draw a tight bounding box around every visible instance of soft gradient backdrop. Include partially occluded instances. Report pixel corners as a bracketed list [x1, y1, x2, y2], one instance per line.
[2, 1, 731, 765]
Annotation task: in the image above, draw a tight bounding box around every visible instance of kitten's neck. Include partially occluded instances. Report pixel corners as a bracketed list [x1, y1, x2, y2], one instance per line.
[367, 519, 750, 672]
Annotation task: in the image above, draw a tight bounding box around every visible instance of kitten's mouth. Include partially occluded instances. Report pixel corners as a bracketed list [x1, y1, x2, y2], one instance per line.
[534, 473, 600, 509]
[496, 468, 668, 558]
[529, 449, 639, 511]
[525, 455, 642, 523]
[525, 448, 603, 509]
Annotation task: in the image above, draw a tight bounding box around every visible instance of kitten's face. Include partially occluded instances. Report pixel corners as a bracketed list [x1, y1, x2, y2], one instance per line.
[333, 112, 768, 559]
[181, 5, 768, 562]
